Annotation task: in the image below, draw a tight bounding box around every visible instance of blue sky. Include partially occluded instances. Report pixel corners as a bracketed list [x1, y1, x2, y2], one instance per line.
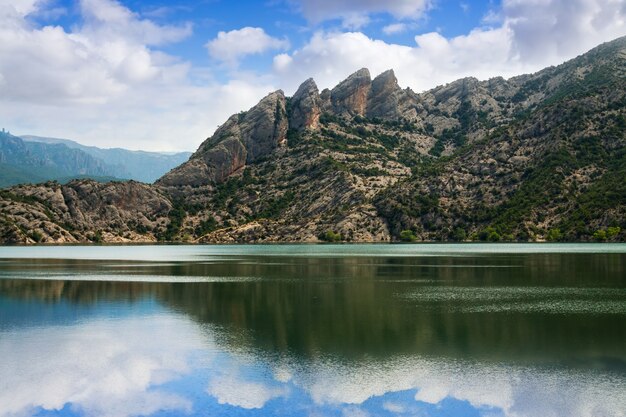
[0, 0, 625, 151]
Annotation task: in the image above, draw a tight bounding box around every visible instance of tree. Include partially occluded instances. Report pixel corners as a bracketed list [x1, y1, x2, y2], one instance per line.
[546, 228, 563, 241]
[400, 230, 416, 242]
[322, 230, 342, 242]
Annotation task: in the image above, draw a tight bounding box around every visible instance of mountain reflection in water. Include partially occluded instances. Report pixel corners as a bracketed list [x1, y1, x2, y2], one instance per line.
[0, 245, 625, 417]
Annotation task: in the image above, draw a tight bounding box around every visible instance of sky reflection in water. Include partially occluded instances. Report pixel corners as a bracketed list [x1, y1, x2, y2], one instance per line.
[0, 244, 625, 417]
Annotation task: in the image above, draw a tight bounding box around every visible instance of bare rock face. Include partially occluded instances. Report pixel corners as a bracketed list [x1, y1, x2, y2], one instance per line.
[158, 90, 287, 186]
[240, 90, 288, 161]
[289, 78, 322, 130]
[366, 69, 417, 120]
[330, 68, 372, 117]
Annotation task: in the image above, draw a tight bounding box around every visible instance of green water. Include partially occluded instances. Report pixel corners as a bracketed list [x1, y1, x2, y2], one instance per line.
[0, 244, 625, 417]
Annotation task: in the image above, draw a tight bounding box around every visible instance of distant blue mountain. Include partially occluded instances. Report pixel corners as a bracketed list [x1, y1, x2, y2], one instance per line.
[20, 135, 191, 183]
[0, 130, 125, 188]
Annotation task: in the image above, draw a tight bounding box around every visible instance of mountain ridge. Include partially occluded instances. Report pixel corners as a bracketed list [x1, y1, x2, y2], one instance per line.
[19, 135, 192, 184]
[0, 36, 624, 244]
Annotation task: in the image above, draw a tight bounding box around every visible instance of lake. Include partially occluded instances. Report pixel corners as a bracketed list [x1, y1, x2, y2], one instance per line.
[0, 243, 625, 417]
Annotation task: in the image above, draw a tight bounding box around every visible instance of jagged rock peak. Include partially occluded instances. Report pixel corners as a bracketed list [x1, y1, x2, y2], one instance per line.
[331, 68, 372, 116]
[294, 78, 318, 96]
[289, 78, 322, 130]
[240, 89, 288, 163]
[372, 69, 398, 87]
[157, 89, 287, 187]
[366, 69, 418, 120]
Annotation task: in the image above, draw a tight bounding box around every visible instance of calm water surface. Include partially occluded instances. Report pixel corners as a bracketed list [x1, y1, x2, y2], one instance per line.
[0, 244, 625, 417]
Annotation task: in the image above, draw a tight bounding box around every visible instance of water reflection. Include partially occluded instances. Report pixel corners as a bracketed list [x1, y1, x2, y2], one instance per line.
[0, 247, 625, 417]
[2, 276, 625, 364]
[0, 313, 202, 417]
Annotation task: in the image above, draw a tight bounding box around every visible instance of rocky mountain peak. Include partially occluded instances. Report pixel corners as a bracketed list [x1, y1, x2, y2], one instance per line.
[158, 90, 287, 187]
[239, 90, 287, 162]
[289, 78, 322, 131]
[372, 69, 398, 88]
[330, 68, 372, 116]
[366, 69, 412, 120]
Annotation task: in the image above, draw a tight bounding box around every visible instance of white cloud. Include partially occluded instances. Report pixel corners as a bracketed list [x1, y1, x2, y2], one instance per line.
[502, 0, 626, 63]
[273, 0, 626, 94]
[79, 0, 192, 46]
[0, 315, 206, 417]
[206, 27, 289, 66]
[0, 0, 276, 151]
[0, 0, 41, 17]
[382, 23, 407, 35]
[273, 29, 518, 95]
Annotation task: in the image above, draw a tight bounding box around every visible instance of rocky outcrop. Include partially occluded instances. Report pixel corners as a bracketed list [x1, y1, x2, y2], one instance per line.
[330, 68, 372, 117]
[289, 78, 322, 130]
[158, 90, 287, 187]
[0, 180, 171, 243]
[366, 69, 419, 121]
[240, 90, 288, 161]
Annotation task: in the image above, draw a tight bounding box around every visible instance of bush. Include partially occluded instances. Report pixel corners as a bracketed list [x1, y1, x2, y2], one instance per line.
[478, 227, 501, 242]
[607, 226, 621, 239]
[399, 229, 416, 242]
[593, 229, 607, 241]
[452, 227, 467, 241]
[322, 230, 342, 242]
[546, 228, 563, 241]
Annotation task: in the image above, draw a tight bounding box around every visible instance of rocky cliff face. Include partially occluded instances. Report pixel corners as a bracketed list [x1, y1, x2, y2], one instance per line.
[158, 91, 287, 187]
[1, 36, 625, 244]
[289, 78, 322, 130]
[330, 68, 372, 117]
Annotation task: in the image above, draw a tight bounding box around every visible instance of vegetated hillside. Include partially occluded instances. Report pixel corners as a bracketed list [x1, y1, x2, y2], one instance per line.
[20, 135, 192, 183]
[0, 131, 124, 188]
[0, 36, 624, 244]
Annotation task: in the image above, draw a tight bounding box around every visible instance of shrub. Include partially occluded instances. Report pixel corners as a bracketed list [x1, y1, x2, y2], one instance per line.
[322, 230, 342, 242]
[593, 229, 607, 241]
[546, 228, 563, 241]
[400, 229, 416, 242]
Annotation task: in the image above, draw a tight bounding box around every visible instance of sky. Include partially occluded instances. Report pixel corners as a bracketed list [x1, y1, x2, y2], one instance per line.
[0, 0, 625, 152]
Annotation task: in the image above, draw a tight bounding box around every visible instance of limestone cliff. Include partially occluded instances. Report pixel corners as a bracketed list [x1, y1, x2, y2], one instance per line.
[158, 91, 287, 187]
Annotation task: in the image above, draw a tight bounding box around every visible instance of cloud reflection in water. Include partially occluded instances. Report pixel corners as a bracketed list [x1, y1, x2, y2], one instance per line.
[0, 308, 625, 417]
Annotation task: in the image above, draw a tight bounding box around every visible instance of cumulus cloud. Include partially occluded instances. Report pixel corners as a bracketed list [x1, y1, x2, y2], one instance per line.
[293, 0, 432, 26]
[273, 0, 626, 94]
[0, 0, 191, 104]
[273, 29, 517, 95]
[502, 0, 626, 63]
[0, 0, 276, 151]
[79, 0, 192, 46]
[206, 27, 289, 66]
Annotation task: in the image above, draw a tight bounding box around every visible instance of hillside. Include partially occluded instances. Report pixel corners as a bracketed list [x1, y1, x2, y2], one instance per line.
[0, 36, 624, 244]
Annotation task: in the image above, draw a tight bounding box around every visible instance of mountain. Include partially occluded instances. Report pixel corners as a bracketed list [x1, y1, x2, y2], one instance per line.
[0, 131, 124, 188]
[20, 135, 192, 183]
[0, 36, 624, 244]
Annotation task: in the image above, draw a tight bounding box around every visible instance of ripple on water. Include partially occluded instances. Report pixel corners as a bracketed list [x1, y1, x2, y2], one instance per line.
[399, 286, 626, 314]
